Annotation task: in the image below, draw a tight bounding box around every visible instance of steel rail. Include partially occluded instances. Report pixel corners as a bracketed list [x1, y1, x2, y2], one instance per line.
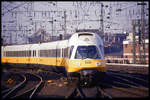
[2, 74, 26, 99]
[100, 82, 148, 97]
[113, 81, 148, 92]
[10, 72, 43, 99]
[65, 87, 86, 98]
[108, 70, 148, 83]
[97, 87, 112, 98]
[107, 72, 148, 92]
[29, 73, 43, 99]
[107, 71, 149, 86]
[107, 73, 144, 87]
[111, 85, 148, 97]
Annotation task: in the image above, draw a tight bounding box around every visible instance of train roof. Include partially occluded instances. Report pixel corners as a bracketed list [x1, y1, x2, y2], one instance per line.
[2, 40, 68, 51]
[68, 32, 103, 46]
[2, 32, 103, 51]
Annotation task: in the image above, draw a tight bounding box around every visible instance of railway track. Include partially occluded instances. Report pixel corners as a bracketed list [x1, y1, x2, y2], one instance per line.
[2, 73, 26, 97]
[107, 70, 149, 88]
[100, 82, 149, 97]
[2, 72, 43, 99]
[99, 71, 149, 97]
[65, 86, 112, 98]
[65, 77, 112, 99]
[108, 69, 149, 80]
[2, 67, 148, 98]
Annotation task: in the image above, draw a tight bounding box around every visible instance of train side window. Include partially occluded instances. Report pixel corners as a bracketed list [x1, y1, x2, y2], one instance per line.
[14, 51, 16, 57]
[33, 51, 34, 57]
[9, 51, 10, 57]
[34, 50, 35, 57]
[9, 51, 11, 57]
[21, 51, 24, 57]
[46, 50, 49, 57]
[53, 49, 56, 57]
[40, 50, 41, 57]
[34, 50, 36, 57]
[20, 51, 21, 57]
[27, 51, 28, 57]
[18, 51, 19, 57]
[6, 51, 8, 57]
[30, 50, 32, 57]
[15, 51, 16, 57]
[25, 51, 26, 57]
[13, 51, 15, 57]
[11, 51, 12, 57]
[21, 51, 23, 57]
[58, 49, 60, 57]
[35, 50, 36, 57]
[38, 50, 40, 57]
[44, 50, 46, 57]
[64, 47, 68, 58]
[17, 51, 19, 57]
[16, 51, 17, 57]
[49, 50, 51, 57]
[23, 51, 24, 57]
[21, 51, 22, 57]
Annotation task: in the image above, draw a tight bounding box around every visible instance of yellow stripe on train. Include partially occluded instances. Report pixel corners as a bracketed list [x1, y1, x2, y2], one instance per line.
[2, 57, 106, 73]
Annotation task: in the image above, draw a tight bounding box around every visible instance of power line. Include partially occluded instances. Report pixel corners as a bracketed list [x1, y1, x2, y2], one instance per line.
[2, 2, 29, 16]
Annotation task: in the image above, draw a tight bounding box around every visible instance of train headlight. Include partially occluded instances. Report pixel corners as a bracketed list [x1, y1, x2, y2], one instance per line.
[96, 62, 102, 66]
[76, 62, 80, 67]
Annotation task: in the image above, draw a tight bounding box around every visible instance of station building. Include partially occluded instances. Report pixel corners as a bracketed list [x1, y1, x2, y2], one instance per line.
[105, 32, 149, 64]
[123, 33, 149, 64]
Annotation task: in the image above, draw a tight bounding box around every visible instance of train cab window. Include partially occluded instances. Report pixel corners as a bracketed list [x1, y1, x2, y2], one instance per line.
[69, 46, 74, 58]
[75, 46, 101, 59]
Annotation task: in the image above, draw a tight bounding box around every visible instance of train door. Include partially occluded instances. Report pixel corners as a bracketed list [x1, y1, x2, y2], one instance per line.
[36, 48, 39, 65]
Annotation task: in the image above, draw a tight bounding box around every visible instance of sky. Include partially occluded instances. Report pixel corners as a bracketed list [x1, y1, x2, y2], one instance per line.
[1, 1, 149, 44]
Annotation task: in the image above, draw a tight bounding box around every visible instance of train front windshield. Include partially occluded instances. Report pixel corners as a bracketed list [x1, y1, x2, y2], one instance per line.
[75, 46, 101, 59]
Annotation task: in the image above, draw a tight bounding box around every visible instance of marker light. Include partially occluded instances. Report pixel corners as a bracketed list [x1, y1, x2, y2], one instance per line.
[96, 62, 102, 66]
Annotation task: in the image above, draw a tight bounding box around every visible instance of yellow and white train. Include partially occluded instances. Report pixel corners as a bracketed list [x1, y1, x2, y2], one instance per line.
[1, 32, 106, 78]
